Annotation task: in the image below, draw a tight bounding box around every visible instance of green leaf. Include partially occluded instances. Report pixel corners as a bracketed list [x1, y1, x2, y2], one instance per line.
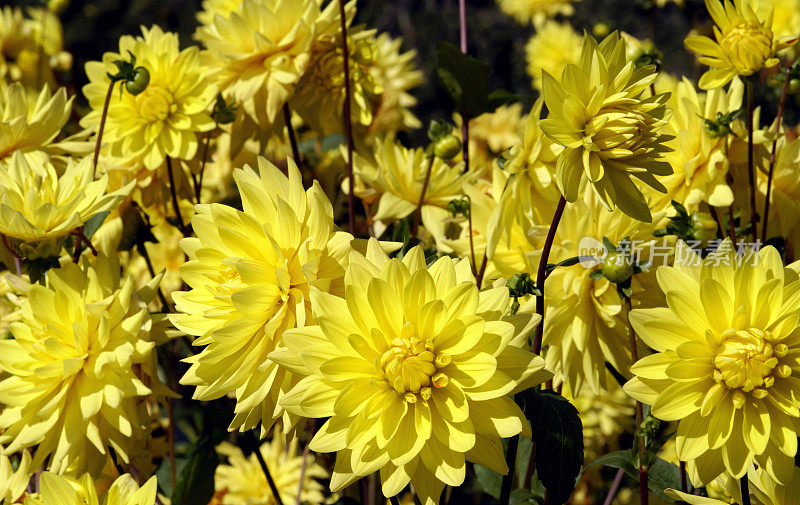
[526, 389, 584, 504]
[83, 211, 110, 240]
[170, 432, 218, 505]
[435, 41, 490, 119]
[474, 463, 502, 498]
[585, 450, 686, 501]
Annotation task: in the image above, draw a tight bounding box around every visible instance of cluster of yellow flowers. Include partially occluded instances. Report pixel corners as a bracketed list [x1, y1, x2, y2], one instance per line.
[1, 0, 800, 505]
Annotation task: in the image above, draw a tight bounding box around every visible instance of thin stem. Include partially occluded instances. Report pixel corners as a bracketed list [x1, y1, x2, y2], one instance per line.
[624, 295, 647, 505]
[337, 0, 356, 235]
[93, 81, 116, 175]
[167, 397, 176, 489]
[746, 76, 757, 241]
[728, 204, 737, 245]
[294, 420, 316, 505]
[498, 396, 523, 505]
[458, 0, 469, 172]
[467, 199, 477, 277]
[762, 63, 792, 243]
[523, 439, 537, 489]
[531, 196, 567, 355]
[740, 476, 751, 505]
[283, 102, 303, 170]
[254, 447, 286, 505]
[412, 156, 435, 237]
[679, 461, 687, 493]
[196, 130, 212, 203]
[166, 157, 189, 237]
[602, 468, 625, 505]
[706, 205, 724, 239]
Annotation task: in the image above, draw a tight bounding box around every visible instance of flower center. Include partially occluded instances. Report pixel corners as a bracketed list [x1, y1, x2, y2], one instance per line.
[713, 327, 790, 401]
[379, 321, 451, 403]
[135, 85, 176, 122]
[585, 108, 652, 155]
[720, 21, 773, 74]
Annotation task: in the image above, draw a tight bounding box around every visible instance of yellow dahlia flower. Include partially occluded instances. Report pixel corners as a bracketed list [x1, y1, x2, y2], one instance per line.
[540, 195, 661, 393]
[171, 158, 355, 435]
[25, 473, 157, 505]
[525, 21, 582, 91]
[496, 0, 579, 26]
[354, 138, 475, 244]
[81, 26, 216, 170]
[0, 271, 28, 337]
[0, 451, 31, 503]
[485, 98, 562, 259]
[292, 27, 384, 135]
[0, 6, 71, 92]
[0, 253, 170, 475]
[0, 154, 131, 259]
[668, 466, 800, 505]
[540, 32, 673, 223]
[215, 436, 327, 505]
[196, 0, 240, 27]
[0, 83, 81, 166]
[759, 0, 800, 59]
[270, 240, 552, 505]
[196, 0, 344, 125]
[368, 32, 424, 135]
[649, 77, 743, 213]
[462, 103, 526, 164]
[758, 137, 800, 256]
[685, 0, 797, 90]
[624, 240, 800, 485]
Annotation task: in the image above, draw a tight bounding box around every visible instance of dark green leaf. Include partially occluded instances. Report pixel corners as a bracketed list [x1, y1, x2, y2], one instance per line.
[170, 433, 219, 505]
[435, 41, 490, 119]
[83, 211, 110, 240]
[526, 389, 584, 504]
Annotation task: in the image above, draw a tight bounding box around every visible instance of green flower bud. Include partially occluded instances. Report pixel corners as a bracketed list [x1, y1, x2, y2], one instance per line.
[789, 78, 800, 95]
[125, 67, 150, 96]
[433, 135, 462, 160]
[602, 250, 633, 284]
[691, 212, 717, 243]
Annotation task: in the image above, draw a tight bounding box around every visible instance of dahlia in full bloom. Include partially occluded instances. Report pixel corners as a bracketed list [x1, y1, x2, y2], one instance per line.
[215, 436, 328, 505]
[0, 154, 131, 259]
[460, 103, 526, 166]
[496, 0, 579, 26]
[0, 83, 81, 165]
[270, 240, 552, 505]
[668, 466, 800, 504]
[24, 473, 157, 505]
[81, 26, 217, 170]
[540, 32, 673, 223]
[685, 0, 797, 90]
[624, 240, 800, 485]
[367, 32, 424, 135]
[171, 158, 356, 435]
[196, 0, 345, 125]
[0, 254, 171, 475]
[524, 21, 582, 91]
[648, 77, 743, 213]
[353, 138, 476, 243]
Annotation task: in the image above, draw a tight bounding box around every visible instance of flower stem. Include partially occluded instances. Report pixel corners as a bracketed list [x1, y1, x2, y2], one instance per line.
[337, 0, 356, 235]
[745, 76, 757, 241]
[294, 420, 316, 505]
[624, 295, 648, 505]
[195, 130, 212, 203]
[254, 447, 286, 505]
[166, 157, 189, 237]
[93, 80, 116, 176]
[412, 156, 435, 237]
[458, 0, 469, 172]
[498, 395, 524, 505]
[679, 461, 687, 493]
[531, 195, 567, 355]
[602, 468, 625, 505]
[167, 397, 176, 488]
[762, 63, 791, 243]
[283, 102, 303, 170]
[740, 476, 751, 505]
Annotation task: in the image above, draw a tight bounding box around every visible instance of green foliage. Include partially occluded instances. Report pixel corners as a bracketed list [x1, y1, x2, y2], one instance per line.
[585, 450, 688, 501]
[525, 389, 584, 505]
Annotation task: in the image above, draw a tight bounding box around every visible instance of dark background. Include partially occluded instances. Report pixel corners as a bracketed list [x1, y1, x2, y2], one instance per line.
[8, 0, 795, 131]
